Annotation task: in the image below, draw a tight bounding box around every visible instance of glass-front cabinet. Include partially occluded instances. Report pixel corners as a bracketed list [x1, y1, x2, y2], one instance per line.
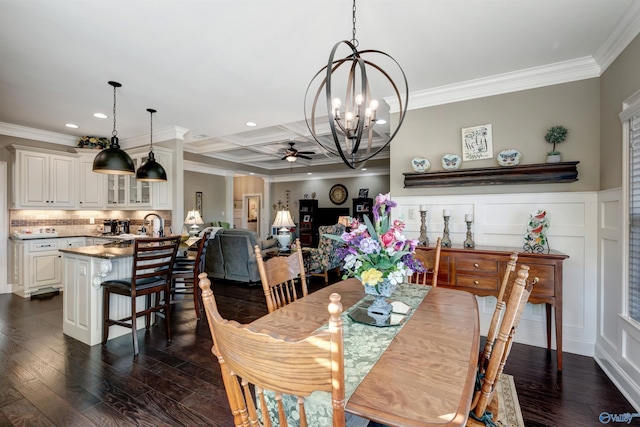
[107, 174, 126, 206]
[106, 153, 153, 208]
[128, 155, 151, 206]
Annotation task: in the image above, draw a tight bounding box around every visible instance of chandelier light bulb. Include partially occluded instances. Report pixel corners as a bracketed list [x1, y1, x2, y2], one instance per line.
[355, 94, 363, 105]
[332, 98, 342, 109]
[370, 99, 379, 110]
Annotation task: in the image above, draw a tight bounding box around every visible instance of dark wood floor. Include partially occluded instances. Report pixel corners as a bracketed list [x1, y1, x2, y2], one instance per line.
[0, 275, 636, 427]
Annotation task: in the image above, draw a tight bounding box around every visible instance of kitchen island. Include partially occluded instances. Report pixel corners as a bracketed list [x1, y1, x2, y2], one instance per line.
[60, 242, 140, 346]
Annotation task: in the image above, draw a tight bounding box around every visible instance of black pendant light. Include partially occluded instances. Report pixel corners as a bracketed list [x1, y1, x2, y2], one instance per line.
[136, 108, 167, 182]
[92, 81, 135, 175]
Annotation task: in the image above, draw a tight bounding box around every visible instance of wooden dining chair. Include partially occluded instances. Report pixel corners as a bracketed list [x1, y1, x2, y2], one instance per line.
[170, 230, 213, 320]
[255, 238, 308, 313]
[101, 236, 180, 356]
[478, 251, 518, 370]
[408, 237, 442, 286]
[198, 272, 346, 427]
[468, 265, 535, 426]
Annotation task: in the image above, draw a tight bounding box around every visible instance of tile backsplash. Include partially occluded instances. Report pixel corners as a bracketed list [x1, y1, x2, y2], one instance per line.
[10, 210, 173, 235]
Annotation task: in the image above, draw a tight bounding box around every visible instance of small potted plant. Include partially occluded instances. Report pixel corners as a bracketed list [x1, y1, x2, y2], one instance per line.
[544, 125, 568, 163]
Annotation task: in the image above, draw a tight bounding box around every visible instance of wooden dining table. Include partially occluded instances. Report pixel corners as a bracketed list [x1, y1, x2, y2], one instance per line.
[249, 278, 480, 427]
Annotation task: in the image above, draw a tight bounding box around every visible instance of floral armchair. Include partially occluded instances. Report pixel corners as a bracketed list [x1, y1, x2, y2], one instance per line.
[307, 224, 346, 284]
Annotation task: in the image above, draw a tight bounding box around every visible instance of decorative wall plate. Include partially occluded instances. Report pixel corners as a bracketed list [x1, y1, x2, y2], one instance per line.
[411, 157, 430, 172]
[441, 154, 462, 170]
[329, 183, 348, 205]
[497, 149, 522, 167]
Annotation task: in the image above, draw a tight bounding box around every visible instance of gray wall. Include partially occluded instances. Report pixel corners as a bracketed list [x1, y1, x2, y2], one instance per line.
[390, 78, 601, 196]
[183, 170, 227, 225]
[600, 33, 640, 190]
[271, 175, 390, 224]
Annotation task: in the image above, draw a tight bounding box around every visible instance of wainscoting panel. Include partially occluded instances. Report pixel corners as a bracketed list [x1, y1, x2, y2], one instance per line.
[394, 191, 598, 357]
[594, 187, 640, 411]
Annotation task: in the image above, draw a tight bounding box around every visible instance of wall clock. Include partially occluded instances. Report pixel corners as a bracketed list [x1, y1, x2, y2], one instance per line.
[329, 184, 348, 205]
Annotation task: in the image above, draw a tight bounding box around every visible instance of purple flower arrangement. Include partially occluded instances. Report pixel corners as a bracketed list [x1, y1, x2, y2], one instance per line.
[330, 193, 424, 287]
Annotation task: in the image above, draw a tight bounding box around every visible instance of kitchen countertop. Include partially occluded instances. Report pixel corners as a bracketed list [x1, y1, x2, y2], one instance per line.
[59, 244, 134, 260]
[9, 233, 141, 241]
[58, 236, 194, 260]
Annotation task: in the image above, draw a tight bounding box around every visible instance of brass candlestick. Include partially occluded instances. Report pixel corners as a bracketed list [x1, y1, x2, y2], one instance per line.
[463, 220, 475, 249]
[418, 210, 429, 246]
[442, 215, 452, 247]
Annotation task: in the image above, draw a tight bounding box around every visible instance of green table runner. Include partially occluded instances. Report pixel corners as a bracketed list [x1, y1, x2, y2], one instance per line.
[259, 282, 431, 426]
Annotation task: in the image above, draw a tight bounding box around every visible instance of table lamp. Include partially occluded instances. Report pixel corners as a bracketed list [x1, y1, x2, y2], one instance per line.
[272, 209, 296, 250]
[184, 210, 204, 236]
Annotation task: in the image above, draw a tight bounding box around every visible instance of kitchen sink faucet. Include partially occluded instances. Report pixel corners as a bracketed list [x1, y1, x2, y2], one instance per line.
[143, 213, 165, 237]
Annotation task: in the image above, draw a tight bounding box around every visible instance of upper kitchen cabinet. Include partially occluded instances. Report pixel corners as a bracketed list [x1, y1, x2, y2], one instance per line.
[8, 145, 77, 209]
[106, 146, 172, 210]
[77, 150, 105, 209]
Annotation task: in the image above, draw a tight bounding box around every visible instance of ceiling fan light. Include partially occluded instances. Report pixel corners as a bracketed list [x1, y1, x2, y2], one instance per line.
[286, 155, 297, 162]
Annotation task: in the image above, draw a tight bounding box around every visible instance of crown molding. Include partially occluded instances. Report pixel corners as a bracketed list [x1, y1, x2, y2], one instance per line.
[269, 165, 390, 183]
[0, 122, 77, 146]
[386, 56, 600, 112]
[119, 126, 190, 149]
[594, 1, 640, 73]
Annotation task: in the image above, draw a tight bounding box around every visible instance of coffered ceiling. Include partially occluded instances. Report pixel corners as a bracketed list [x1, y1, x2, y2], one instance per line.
[1, 0, 639, 178]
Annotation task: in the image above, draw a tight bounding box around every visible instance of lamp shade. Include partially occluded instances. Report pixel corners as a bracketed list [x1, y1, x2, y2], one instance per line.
[136, 151, 167, 182]
[92, 137, 136, 174]
[272, 210, 295, 229]
[184, 210, 204, 225]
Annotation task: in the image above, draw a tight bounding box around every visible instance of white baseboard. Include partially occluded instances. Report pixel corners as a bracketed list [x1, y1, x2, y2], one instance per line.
[595, 343, 640, 412]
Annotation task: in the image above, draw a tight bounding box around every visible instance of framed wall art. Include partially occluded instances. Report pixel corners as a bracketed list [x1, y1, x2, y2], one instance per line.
[195, 191, 203, 215]
[462, 123, 493, 161]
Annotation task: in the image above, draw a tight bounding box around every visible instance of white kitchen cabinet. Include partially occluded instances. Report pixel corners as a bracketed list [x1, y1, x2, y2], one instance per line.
[77, 151, 105, 209]
[9, 146, 77, 209]
[128, 154, 152, 207]
[105, 146, 172, 209]
[9, 240, 24, 294]
[12, 239, 64, 298]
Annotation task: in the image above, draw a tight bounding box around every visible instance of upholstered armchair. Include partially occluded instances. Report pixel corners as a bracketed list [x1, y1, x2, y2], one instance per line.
[307, 224, 346, 284]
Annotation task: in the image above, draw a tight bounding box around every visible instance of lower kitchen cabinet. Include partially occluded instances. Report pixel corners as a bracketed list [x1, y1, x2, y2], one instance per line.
[11, 239, 64, 298]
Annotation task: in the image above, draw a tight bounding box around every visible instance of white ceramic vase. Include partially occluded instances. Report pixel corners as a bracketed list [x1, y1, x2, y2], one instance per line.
[546, 154, 562, 163]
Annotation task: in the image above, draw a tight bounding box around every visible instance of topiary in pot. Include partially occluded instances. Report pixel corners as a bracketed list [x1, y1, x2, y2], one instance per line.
[544, 125, 567, 163]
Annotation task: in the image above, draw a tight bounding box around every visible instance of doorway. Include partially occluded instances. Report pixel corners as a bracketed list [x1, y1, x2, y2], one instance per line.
[243, 194, 261, 235]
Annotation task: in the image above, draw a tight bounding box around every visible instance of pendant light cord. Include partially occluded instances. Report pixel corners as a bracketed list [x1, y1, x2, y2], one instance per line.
[112, 84, 118, 138]
[149, 110, 154, 151]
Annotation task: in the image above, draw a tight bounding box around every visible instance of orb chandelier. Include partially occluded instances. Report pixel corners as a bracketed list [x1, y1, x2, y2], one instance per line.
[304, 0, 408, 169]
[92, 81, 135, 175]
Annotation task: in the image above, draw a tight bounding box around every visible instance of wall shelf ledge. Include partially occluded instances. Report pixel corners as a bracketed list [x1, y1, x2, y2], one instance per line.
[403, 161, 579, 188]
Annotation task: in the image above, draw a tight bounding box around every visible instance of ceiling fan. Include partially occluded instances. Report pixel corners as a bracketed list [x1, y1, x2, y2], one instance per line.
[281, 142, 315, 162]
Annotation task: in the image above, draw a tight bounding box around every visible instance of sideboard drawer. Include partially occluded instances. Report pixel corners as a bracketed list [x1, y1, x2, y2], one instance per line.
[456, 275, 500, 291]
[456, 257, 499, 274]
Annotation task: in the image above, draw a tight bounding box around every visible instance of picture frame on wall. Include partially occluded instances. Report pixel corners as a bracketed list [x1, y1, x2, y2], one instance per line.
[358, 188, 369, 198]
[462, 123, 493, 161]
[356, 204, 364, 212]
[195, 191, 203, 215]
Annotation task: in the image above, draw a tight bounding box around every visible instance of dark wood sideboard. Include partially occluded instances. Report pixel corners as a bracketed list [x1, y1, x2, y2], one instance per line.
[416, 245, 569, 371]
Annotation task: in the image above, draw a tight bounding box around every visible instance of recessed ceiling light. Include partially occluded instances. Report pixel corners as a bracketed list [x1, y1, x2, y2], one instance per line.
[93, 113, 108, 119]
[376, 119, 387, 125]
[307, 172, 312, 175]
[249, 172, 255, 175]
[65, 123, 79, 128]
[362, 168, 367, 171]
[246, 122, 257, 127]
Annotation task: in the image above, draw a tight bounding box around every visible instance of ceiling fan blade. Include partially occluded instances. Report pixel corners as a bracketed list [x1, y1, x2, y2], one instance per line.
[280, 155, 288, 160]
[298, 154, 312, 160]
[298, 151, 316, 155]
